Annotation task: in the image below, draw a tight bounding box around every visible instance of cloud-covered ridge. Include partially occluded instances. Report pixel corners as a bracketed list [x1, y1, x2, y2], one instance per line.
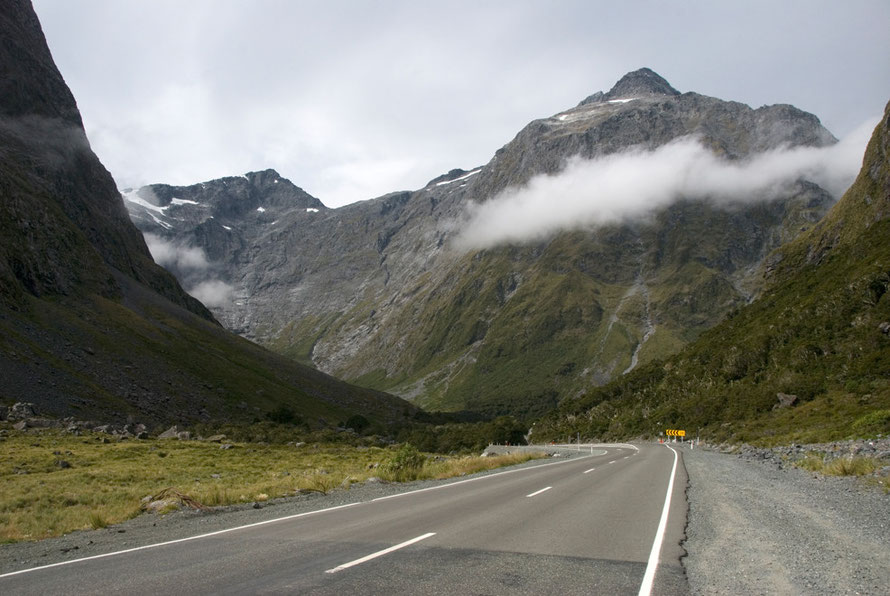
[453, 119, 877, 251]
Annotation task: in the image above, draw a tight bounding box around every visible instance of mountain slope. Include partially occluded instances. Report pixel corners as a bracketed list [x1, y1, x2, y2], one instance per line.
[128, 68, 840, 418]
[0, 0, 415, 428]
[535, 100, 890, 444]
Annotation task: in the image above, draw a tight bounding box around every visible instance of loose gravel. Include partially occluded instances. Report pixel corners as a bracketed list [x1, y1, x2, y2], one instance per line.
[682, 444, 890, 595]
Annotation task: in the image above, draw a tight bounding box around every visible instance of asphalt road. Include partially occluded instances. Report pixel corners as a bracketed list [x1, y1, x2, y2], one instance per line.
[0, 443, 687, 595]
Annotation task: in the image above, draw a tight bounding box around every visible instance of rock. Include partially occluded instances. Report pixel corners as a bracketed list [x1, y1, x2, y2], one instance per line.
[158, 425, 180, 439]
[143, 499, 182, 513]
[252, 502, 262, 509]
[56, 460, 71, 469]
[176, 431, 192, 441]
[775, 393, 799, 408]
[205, 434, 226, 442]
[879, 321, 890, 334]
[8, 402, 37, 421]
[219, 444, 233, 450]
[13, 420, 27, 431]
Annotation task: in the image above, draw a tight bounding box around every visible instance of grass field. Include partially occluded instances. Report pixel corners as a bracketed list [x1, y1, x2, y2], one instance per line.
[0, 429, 544, 543]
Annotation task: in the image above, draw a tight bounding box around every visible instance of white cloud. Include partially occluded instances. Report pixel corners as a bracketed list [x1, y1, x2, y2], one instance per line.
[188, 280, 234, 309]
[143, 233, 209, 271]
[453, 119, 877, 251]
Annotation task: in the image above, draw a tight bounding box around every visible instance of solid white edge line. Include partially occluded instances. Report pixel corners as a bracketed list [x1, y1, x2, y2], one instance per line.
[325, 532, 436, 574]
[0, 502, 361, 580]
[525, 486, 552, 498]
[637, 444, 679, 596]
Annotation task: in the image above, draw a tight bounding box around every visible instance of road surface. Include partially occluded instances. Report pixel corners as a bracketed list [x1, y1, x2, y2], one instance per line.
[0, 443, 687, 595]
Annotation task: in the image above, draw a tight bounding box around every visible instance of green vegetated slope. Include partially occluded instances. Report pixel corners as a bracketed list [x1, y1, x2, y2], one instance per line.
[349, 188, 831, 419]
[534, 102, 890, 445]
[0, 0, 415, 429]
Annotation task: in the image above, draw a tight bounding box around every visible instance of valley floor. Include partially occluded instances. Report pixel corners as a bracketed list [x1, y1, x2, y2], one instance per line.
[682, 445, 890, 595]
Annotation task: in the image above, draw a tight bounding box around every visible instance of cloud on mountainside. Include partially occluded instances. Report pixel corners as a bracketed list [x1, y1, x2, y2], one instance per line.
[187, 279, 235, 309]
[143, 233, 234, 308]
[144, 233, 209, 271]
[453, 119, 878, 251]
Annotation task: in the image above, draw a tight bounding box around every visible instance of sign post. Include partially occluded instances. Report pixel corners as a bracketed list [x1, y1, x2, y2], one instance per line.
[665, 429, 686, 443]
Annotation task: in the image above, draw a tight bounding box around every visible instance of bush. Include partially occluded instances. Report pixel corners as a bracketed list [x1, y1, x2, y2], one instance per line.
[379, 444, 426, 482]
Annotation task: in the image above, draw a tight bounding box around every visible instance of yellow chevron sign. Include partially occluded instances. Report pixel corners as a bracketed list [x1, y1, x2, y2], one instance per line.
[666, 429, 686, 437]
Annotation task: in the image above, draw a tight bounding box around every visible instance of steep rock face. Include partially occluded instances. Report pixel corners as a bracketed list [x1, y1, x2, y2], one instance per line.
[0, 0, 415, 427]
[130, 69, 839, 417]
[0, 0, 211, 318]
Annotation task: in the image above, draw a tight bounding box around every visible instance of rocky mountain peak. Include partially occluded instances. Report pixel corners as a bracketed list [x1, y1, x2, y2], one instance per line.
[579, 67, 681, 106]
[607, 67, 680, 99]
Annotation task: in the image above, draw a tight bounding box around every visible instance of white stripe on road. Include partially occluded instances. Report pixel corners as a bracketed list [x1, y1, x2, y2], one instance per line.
[325, 533, 436, 574]
[372, 451, 596, 503]
[0, 502, 362, 579]
[637, 444, 679, 596]
[583, 468, 596, 474]
[526, 486, 552, 498]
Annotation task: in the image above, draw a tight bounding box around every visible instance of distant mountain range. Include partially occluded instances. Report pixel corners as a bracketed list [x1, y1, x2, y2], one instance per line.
[126, 68, 844, 418]
[0, 0, 415, 429]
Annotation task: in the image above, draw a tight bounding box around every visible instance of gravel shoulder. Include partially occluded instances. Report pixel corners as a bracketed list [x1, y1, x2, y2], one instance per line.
[682, 445, 890, 595]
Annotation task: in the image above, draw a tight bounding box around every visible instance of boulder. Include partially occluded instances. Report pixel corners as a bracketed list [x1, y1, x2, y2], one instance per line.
[775, 393, 799, 408]
[8, 402, 37, 421]
[158, 425, 180, 439]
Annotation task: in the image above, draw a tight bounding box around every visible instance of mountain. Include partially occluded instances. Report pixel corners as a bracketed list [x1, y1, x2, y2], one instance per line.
[127, 68, 840, 418]
[0, 0, 415, 429]
[535, 99, 890, 444]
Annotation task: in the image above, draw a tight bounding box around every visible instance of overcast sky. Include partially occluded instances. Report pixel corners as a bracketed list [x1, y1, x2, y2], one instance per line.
[32, 0, 890, 208]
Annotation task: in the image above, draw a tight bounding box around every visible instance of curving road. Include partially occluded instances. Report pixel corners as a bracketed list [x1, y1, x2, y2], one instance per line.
[0, 443, 687, 595]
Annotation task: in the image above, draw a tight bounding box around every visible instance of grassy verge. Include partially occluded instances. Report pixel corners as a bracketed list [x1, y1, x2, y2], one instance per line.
[794, 453, 890, 492]
[0, 430, 544, 543]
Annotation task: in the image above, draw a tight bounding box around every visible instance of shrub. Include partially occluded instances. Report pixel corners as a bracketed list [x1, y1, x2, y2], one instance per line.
[823, 456, 878, 477]
[379, 444, 426, 482]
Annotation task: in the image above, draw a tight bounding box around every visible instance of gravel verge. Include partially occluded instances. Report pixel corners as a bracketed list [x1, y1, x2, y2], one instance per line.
[0, 447, 587, 576]
[682, 444, 890, 595]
